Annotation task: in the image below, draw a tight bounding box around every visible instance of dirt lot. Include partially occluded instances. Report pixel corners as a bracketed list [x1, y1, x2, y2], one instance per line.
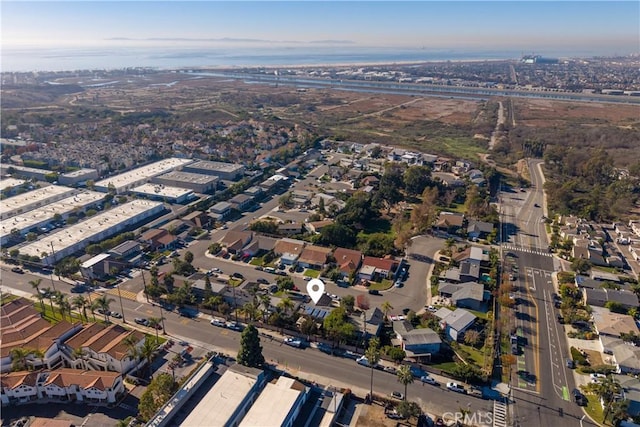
[357, 403, 418, 427]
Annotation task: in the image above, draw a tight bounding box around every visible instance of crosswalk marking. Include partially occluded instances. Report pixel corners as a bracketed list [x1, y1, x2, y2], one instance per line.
[88, 288, 138, 302]
[501, 244, 553, 258]
[493, 400, 508, 427]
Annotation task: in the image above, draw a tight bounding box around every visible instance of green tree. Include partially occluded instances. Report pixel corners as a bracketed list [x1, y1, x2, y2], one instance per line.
[323, 307, 355, 348]
[397, 365, 414, 401]
[581, 375, 622, 422]
[396, 400, 422, 419]
[183, 251, 194, 264]
[319, 223, 356, 248]
[403, 165, 432, 196]
[463, 329, 481, 347]
[299, 316, 317, 341]
[71, 295, 89, 322]
[340, 295, 355, 313]
[276, 276, 295, 292]
[9, 347, 40, 371]
[237, 324, 265, 368]
[138, 373, 177, 422]
[140, 337, 157, 377]
[365, 337, 381, 401]
[148, 317, 162, 341]
[277, 296, 295, 316]
[571, 258, 591, 274]
[208, 242, 222, 255]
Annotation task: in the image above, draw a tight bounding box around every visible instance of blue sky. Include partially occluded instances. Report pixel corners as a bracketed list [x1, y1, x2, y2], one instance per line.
[2, 1, 639, 53]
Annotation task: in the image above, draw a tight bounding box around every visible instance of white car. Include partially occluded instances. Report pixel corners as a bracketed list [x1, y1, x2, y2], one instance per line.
[420, 376, 438, 385]
[590, 373, 606, 382]
[210, 317, 226, 327]
[446, 382, 466, 394]
[283, 337, 303, 348]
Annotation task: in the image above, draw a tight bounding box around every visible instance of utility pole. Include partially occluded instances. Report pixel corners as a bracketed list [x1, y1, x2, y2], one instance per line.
[140, 270, 149, 303]
[48, 242, 57, 292]
[158, 304, 166, 334]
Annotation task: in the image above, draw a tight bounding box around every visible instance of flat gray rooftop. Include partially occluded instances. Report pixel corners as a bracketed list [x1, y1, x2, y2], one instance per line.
[156, 170, 218, 184]
[94, 158, 193, 191]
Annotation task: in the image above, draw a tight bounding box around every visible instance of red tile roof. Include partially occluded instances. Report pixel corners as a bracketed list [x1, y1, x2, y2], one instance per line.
[43, 368, 121, 391]
[362, 256, 397, 272]
[333, 248, 363, 274]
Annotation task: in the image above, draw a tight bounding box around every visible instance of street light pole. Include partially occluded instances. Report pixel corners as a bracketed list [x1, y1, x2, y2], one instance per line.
[159, 304, 166, 334]
[140, 270, 149, 303]
[48, 242, 57, 292]
[116, 284, 126, 323]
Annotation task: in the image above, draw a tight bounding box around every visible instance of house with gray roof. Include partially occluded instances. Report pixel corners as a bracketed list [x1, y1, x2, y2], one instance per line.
[434, 308, 477, 341]
[583, 288, 640, 310]
[466, 220, 494, 240]
[438, 282, 488, 312]
[392, 321, 441, 360]
[615, 375, 640, 417]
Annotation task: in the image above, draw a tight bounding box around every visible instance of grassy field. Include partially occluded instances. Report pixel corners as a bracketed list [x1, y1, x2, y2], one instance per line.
[369, 279, 393, 291]
[583, 394, 605, 425]
[458, 343, 485, 367]
[303, 269, 320, 278]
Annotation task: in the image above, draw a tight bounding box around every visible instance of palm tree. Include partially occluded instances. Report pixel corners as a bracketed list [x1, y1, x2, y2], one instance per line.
[10, 348, 39, 371]
[278, 297, 295, 317]
[42, 288, 55, 314]
[259, 294, 271, 323]
[365, 337, 381, 402]
[147, 317, 162, 342]
[53, 291, 69, 321]
[29, 279, 45, 311]
[397, 365, 414, 401]
[92, 295, 115, 323]
[139, 337, 157, 378]
[71, 295, 89, 322]
[381, 301, 393, 322]
[205, 295, 223, 313]
[581, 375, 622, 421]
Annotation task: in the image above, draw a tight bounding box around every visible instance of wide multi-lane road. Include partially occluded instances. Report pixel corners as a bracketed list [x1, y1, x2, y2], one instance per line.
[500, 160, 597, 426]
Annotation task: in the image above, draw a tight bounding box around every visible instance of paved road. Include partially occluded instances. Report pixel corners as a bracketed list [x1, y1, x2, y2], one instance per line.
[499, 160, 596, 427]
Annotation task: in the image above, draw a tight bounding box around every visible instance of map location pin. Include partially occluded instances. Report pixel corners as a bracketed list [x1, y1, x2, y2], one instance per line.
[306, 278, 325, 305]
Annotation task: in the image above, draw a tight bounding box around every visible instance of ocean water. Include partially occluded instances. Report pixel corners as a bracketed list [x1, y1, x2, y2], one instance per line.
[1, 46, 528, 72]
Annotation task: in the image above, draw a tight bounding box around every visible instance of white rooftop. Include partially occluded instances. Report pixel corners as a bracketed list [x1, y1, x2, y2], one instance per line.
[180, 367, 257, 427]
[81, 253, 111, 268]
[60, 168, 98, 178]
[0, 185, 74, 219]
[94, 158, 193, 192]
[18, 199, 162, 259]
[0, 178, 26, 192]
[187, 160, 243, 172]
[240, 376, 306, 427]
[131, 183, 194, 199]
[0, 190, 104, 240]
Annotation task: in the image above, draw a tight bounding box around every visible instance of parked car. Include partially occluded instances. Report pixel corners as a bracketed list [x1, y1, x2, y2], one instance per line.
[226, 321, 243, 331]
[317, 342, 333, 355]
[390, 391, 405, 400]
[11, 267, 24, 274]
[257, 278, 269, 284]
[566, 359, 576, 369]
[210, 317, 226, 327]
[446, 382, 466, 394]
[283, 337, 304, 348]
[384, 366, 397, 375]
[134, 318, 149, 326]
[110, 312, 123, 319]
[232, 272, 244, 279]
[368, 289, 381, 296]
[590, 373, 606, 382]
[572, 388, 587, 406]
[420, 376, 438, 386]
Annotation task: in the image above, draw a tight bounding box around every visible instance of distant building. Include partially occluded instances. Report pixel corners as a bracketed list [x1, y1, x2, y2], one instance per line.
[152, 170, 218, 193]
[182, 160, 245, 181]
[239, 376, 309, 427]
[59, 168, 99, 186]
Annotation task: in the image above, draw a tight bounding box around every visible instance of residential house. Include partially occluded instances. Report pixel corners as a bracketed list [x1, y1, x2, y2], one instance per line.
[459, 260, 481, 282]
[583, 288, 640, 310]
[600, 335, 640, 375]
[210, 201, 232, 220]
[278, 222, 304, 236]
[466, 220, 494, 240]
[305, 220, 334, 234]
[62, 323, 145, 374]
[108, 240, 142, 260]
[229, 194, 253, 212]
[438, 282, 488, 312]
[392, 321, 441, 361]
[240, 235, 278, 258]
[139, 228, 178, 251]
[0, 371, 40, 406]
[297, 245, 332, 270]
[243, 186, 263, 200]
[592, 307, 639, 338]
[333, 248, 363, 278]
[615, 375, 640, 416]
[351, 307, 385, 339]
[435, 212, 465, 232]
[181, 211, 212, 230]
[219, 231, 253, 254]
[359, 256, 398, 281]
[360, 176, 380, 188]
[38, 369, 124, 404]
[434, 307, 477, 341]
[1, 298, 81, 373]
[274, 238, 306, 265]
[80, 253, 116, 280]
[452, 246, 489, 264]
